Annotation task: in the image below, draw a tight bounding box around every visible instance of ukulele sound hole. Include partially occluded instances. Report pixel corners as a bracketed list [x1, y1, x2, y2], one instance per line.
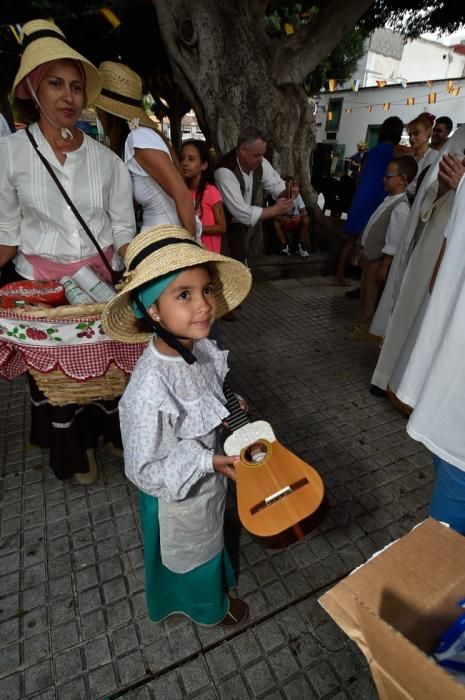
[243, 441, 270, 465]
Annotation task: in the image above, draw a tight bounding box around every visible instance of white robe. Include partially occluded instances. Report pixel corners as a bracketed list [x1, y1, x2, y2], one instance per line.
[370, 127, 465, 340]
[396, 174, 465, 471]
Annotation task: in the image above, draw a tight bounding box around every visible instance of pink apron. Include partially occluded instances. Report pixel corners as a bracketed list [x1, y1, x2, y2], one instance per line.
[23, 247, 114, 283]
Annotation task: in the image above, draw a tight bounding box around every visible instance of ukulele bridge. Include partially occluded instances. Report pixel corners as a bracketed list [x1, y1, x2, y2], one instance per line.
[250, 477, 309, 515]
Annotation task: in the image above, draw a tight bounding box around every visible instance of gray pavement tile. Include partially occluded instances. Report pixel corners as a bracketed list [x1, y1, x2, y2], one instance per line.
[282, 674, 316, 700]
[347, 672, 377, 699]
[0, 643, 20, 676]
[107, 598, 132, 628]
[0, 592, 20, 620]
[54, 646, 84, 685]
[205, 643, 238, 681]
[217, 673, 251, 699]
[144, 636, 174, 674]
[88, 662, 117, 699]
[243, 659, 275, 695]
[22, 583, 47, 611]
[168, 623, 200, 662]
[116, 649, 147, 685]
[268, 646, 300, 682]
[111, 622, 139, 656]
[23, 562, 47, 589]
[230, 631, 263, 667]
[0, 618, 20, 648]
[24, 659, 52, 696]
[84, 634, 112, 669]
[178, 656, 211, 695]
[22, 606, 49, 639]
[51, 621, 79, 653]
[50, 597, 77, 626]
[332, 646, 366, 683]
[307, 659, 341, 697]
[23, 631, 50, 665]
[255, 619, 286, 654]
[73, 544, 97, 569]
[48, 575, 73, 601]
[148, 670, 183, 699]
[56, 676, 87, 700]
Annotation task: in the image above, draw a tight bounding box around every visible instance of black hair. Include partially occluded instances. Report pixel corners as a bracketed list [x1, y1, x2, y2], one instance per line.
[181, 139, 214, 221]
[237, 126, 267, 148]
[378, 116, 404, 145]
[389, 155, 418, 184]
[435, 116, 453, 133]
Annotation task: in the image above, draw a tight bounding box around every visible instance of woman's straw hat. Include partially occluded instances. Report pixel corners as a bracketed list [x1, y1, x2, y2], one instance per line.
[95, 61, 157, 129]
[102, 225, 252, 343]
[12, 19, 101, 104]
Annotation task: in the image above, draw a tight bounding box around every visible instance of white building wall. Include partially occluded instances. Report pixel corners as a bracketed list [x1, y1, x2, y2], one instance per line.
[401, 39, 465, 81]
[315, 77, 465, 163]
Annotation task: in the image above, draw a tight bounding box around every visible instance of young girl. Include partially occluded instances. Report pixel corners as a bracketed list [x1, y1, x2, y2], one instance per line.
[181, 140, 226, 252]
[102, 224, 252, 627]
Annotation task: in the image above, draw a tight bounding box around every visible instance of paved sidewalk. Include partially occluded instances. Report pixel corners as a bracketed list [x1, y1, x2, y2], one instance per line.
[0, 277, 433, 700]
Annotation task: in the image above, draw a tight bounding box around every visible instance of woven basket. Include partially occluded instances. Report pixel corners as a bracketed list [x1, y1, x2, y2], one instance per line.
[15, 303, 129, 406]
[28, 363, 128, 406]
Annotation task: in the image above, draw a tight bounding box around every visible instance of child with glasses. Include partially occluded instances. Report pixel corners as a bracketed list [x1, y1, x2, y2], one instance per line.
[353, 156, 418, 336]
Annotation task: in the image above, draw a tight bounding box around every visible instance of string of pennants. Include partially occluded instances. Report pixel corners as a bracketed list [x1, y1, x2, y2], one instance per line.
[324, 79, 463, 119]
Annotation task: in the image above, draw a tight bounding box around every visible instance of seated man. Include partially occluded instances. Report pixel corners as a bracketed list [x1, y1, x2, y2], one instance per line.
[215, 126, 293, 262]
[273, 177, 310, 257]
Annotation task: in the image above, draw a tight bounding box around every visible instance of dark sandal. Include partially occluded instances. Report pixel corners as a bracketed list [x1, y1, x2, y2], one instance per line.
[218, 595, 249, 628]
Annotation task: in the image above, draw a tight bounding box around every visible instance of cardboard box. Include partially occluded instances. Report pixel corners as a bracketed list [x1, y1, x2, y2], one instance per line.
[319, 518, 465, 699]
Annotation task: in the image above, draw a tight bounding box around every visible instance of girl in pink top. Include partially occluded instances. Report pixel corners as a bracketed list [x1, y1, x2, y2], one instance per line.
[181, 140, 226, 253]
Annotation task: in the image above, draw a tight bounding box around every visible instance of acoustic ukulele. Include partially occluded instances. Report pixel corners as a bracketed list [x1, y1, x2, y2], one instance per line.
[223, 382, 325, 544]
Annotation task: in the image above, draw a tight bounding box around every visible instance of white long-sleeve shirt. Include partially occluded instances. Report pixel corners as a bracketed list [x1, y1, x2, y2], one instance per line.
[0, 122, 135, 279]
[215, 157, 285, 226]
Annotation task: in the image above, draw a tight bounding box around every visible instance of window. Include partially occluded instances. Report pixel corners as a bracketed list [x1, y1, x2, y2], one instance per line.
[325, 98, 343, 132]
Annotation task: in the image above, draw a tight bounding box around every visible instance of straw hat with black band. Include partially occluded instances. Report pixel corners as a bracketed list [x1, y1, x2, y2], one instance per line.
[94, 61, 156, 129]
[13, 19, 101, 105]
[102, 225, 252, 363]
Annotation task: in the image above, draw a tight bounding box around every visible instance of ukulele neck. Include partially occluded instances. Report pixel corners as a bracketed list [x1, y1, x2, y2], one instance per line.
[223, 380, 250, 432]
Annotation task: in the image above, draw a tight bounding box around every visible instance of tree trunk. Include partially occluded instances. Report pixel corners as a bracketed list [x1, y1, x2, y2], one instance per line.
[154, 0, 371, 254]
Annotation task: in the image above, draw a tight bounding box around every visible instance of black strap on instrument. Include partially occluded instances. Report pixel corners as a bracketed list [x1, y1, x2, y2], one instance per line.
[25, 127, 120, 285]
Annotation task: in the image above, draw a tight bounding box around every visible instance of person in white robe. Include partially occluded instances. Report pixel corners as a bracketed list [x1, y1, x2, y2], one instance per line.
[370, 127, 465, 394]
[394, 160, 465, 533]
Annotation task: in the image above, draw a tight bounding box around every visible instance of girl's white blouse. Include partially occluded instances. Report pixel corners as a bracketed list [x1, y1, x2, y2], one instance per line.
[119, 338, 231, 573]
[0, 122, 135, 279]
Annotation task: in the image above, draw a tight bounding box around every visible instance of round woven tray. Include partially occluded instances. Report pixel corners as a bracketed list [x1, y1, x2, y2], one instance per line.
[13, 303, 128, 406]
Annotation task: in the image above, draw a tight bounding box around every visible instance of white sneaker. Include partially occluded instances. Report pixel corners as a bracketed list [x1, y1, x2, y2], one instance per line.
[279, 244, 291, 256]
[298, 243, 309, 258]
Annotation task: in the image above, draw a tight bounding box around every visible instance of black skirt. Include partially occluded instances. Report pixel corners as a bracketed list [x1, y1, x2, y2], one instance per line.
[27, 374, 122, 480]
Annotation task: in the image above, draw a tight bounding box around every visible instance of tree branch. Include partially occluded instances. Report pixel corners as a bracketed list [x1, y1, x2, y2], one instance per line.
[272, 0, 376, 85]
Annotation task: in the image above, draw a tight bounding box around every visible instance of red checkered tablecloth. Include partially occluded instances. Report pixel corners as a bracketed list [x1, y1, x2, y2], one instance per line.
[0, 309, 146, 381]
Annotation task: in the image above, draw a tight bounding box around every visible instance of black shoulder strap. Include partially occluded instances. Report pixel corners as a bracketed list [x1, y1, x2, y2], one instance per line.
[25, 127, 117, 283]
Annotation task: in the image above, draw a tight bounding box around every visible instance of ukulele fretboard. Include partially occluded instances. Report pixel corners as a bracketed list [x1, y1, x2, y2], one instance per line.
[223, 380, 249, 432]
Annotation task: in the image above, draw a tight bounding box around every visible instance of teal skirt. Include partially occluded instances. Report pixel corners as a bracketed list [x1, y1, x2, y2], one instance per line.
[139, 490, 236, 625]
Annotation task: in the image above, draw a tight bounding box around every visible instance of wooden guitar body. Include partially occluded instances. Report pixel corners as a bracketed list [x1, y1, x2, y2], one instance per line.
[224, 420, 325, 539]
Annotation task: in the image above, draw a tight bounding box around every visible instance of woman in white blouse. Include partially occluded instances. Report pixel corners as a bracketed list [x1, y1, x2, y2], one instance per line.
[0, 20, 136, 484]
[94, 62, 196, 236]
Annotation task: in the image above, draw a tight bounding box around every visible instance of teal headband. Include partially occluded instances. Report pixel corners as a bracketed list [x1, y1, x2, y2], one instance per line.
[131, 272, 179, 319]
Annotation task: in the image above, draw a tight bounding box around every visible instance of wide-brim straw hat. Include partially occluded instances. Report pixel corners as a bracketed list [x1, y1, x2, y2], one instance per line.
[12, 19, 101, 105]
[102, 225, 253, 343]
[94, 61, 157, 129]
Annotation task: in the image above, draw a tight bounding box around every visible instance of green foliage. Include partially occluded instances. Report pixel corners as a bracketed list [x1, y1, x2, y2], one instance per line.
[265, 3, 367, 94]
[303, 28, 366, 94]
